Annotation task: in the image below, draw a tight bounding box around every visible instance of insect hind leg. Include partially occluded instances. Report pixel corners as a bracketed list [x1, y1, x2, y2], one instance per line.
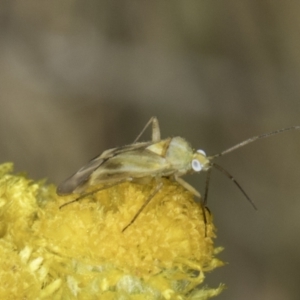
[133, 117, 161, 143]
[122, 181, 163, 232]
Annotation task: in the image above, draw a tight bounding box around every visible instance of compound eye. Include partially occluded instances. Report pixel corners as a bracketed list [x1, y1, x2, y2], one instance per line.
[192, 159, 202, 172]
[197, 149, 206, 156]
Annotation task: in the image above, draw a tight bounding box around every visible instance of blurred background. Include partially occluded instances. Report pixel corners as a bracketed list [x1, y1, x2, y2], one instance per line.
[1, 1, 300, 299]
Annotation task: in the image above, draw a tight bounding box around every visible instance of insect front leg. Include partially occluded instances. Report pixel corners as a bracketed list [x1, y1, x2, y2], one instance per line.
[174, 176, 208, 235]
[203, 168, 212, 207]
[174, 176, 201, 198]
[133, 117, 161, 143]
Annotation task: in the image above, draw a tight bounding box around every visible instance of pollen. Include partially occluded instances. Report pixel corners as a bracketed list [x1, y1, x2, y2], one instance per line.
[0, 163, 224, 299]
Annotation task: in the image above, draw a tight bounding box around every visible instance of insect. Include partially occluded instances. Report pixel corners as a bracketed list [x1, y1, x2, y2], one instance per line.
[57, 117, 300, 230]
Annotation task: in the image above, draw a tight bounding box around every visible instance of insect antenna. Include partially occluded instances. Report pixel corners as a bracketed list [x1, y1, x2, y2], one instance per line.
[210, 126, 300, 159]
[210, 162, 257, 210]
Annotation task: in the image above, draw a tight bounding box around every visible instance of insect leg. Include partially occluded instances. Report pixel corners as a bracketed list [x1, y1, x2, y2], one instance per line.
[175, 176, 208, 236]
[59, 180, 128, 209]
[174, 176, 201, 198]
[203, 168, 212, 207]
[133, 116, 161, 143]
[122, 180, 163, 232]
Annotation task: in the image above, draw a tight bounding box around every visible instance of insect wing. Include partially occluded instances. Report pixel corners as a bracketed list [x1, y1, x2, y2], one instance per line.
[102, 141, 153, 157]
[57, 156, 105, 195]
[57, 141, 155, 195]
[88, 147, 169, 187]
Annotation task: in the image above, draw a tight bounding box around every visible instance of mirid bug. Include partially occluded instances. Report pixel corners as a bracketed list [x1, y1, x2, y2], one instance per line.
[57, 117, 300, 230]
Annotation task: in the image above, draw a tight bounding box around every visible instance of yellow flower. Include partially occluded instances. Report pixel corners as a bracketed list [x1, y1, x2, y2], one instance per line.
[0, 163, 224, 299]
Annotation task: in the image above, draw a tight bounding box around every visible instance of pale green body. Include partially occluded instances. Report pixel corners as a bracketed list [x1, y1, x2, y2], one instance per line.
[58, 116, 298, 212]
[58, 135, 209, 195]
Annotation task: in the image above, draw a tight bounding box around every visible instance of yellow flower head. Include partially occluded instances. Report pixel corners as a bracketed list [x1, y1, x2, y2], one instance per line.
[0, 163, 224, 299]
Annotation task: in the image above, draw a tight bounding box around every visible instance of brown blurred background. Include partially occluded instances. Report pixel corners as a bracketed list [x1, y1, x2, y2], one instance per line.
[1, 1, 300, 299]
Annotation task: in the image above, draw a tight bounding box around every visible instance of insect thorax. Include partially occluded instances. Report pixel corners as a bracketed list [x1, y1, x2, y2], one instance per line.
[164, 137, 194, 173]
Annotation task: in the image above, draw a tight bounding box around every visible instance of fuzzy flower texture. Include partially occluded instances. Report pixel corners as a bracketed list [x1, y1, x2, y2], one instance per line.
[0, 163, 224, 299]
